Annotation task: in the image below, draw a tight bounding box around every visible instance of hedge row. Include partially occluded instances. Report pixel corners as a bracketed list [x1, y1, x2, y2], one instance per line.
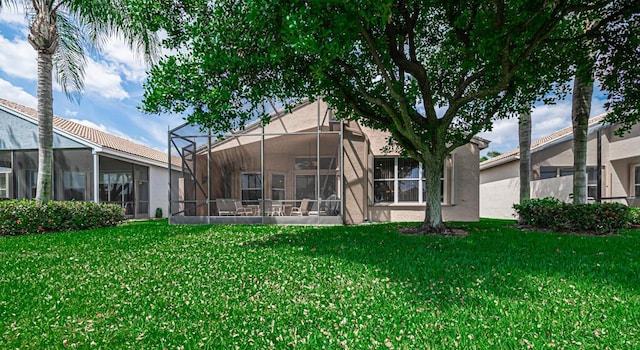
[513, 197, 632, 234]
[0, 200, 127, 236]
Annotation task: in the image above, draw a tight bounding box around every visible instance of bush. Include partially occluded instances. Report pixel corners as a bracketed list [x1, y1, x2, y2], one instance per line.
[513, 198, 632, 234]
[0, 200, 127, 236]
[630, 207, 640, 226]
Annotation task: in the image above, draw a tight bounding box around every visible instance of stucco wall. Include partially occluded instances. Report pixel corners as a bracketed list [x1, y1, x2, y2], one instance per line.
[480, 175, 573, 219]
[342, 125, 367, 224]
[149, 165, 175, 218]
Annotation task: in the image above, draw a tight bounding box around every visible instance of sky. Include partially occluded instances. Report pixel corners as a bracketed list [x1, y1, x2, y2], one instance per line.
[0, 6, 610, 156]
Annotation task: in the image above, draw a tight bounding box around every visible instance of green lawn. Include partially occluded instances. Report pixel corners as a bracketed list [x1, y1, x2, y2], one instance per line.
[1, 219, 639, 348]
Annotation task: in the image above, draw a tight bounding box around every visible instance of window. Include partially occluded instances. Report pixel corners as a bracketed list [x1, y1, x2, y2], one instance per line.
[539, 166, 599, 199]
[397, 158, 420, 202]
[540, 166, 558, 179]
[374, 157, 444, 204]
[559, 168, 574, 177]
[295, 174, 336, 200]
[586, 167, 598, 200]
[271, 174, 285, 200]
[0, 173, 8, 198]
[63, 171, 86, 201]
[25, 170, 37, 199]
[241, 173, 262, 203]
[100, 172, 134, 215]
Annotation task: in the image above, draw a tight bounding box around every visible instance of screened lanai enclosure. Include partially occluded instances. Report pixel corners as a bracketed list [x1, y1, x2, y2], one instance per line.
[168, 102, 344, 225]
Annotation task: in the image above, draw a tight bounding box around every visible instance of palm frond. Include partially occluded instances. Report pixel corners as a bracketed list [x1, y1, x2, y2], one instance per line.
[66, 0, 159, 64]
[52, 12, 87, 102]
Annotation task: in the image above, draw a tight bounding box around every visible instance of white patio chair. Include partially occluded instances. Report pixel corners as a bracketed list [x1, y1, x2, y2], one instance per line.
[217, 199, 236, 216]
[234, 200, 253, 216]
[290, 198, 310, 216]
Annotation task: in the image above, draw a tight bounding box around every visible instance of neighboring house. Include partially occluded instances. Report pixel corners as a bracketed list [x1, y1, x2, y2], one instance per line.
[0, 98, 180, 218]
[480, 114, 640, 219]
[169, 100, 489, 225]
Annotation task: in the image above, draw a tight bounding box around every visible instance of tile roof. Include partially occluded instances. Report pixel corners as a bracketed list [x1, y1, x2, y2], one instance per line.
[0, 98, 180, 167]
[480, 113, 609, 170]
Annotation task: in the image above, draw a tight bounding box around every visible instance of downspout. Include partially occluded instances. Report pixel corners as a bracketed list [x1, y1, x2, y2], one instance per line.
[261, 123, 265, 222]
[208, 127, 212, 224]
[363, 137, 370, 222]
[596, 128, 602, 203]
[316, 100, 321, 225]
[339, 110, 344, 221]
[92, 149, 99, 203]
[167, 127, 171, 221]
[450, 153, 455, 205]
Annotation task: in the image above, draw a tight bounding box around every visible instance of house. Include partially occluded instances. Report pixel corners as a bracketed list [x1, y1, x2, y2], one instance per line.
[169, 100, 489, 225]
[480, 114, 640, 219]
[0, 98, 180, 218]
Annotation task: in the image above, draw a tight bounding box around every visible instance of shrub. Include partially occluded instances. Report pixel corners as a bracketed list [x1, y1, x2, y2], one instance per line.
[0, 200, 127, 236]
[513, 198, 632, 234]
[630, 207, 640, 226]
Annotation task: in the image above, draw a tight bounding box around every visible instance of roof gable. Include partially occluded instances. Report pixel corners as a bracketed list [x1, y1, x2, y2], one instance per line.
[0, 107, 86, 150]
[0, 98, 179, 167]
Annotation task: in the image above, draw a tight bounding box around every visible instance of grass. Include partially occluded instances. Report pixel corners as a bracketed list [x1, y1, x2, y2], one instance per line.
[1, 219, 639, 349]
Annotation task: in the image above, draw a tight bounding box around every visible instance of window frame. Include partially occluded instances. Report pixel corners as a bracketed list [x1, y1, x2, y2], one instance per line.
[241, 172, 262, 204]
[633, 165, 640, 198]
[373, 157, 445, 204]
[271, 173, 286, 200]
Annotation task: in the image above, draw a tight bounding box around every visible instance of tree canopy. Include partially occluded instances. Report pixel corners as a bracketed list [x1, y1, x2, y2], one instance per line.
[138, 0, 637, 232]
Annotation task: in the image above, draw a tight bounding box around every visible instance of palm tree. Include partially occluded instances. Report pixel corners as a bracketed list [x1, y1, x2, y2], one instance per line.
[571, 65, 594, 205]
[0, 0, 158, 203]
[518, 109, 532, 206]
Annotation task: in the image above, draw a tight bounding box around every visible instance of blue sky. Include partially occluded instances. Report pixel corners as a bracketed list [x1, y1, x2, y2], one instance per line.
[0, 6, 609, 156]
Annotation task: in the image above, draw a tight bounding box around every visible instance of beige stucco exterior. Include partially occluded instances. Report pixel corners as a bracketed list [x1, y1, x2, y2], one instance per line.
[176, 100, 486, 224]
[480, 119, 640, 219]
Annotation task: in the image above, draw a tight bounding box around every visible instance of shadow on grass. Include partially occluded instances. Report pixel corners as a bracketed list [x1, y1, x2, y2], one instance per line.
[244, 220, 640, 306]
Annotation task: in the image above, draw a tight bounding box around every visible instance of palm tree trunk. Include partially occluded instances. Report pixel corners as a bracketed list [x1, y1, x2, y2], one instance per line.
[518, 110, 532, 208]
[571, 69, 594, 205]
[35, 51, 54, 203]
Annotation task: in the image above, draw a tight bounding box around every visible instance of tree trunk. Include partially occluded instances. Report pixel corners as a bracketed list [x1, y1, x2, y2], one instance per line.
[518, 110, 532, 215]
[571, 69, 594, 204]
[420, 154, 445, 233]
[35, 51, 54, 204]
[29, 2, 59, 204]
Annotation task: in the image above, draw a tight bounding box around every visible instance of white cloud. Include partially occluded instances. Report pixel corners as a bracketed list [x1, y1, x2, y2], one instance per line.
[0, 35, 37, 80]
[0, 5, 27, 26]
[0, 34, 132, 100]
[0, 78, 37, 107]
[64, 108, 78, 117]
[102, 36, 149, 83]
[83, 58, 129, 99]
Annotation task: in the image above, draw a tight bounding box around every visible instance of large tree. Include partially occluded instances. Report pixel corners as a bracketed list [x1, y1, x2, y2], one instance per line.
[138, 0, 630, 233]
[0, 0, 158, 203]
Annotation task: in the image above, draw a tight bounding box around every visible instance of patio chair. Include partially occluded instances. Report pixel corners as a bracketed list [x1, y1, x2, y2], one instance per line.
[290, 198, 310, 216]
[217, 199, 236, 216]
[234, 200, 254, 216]
[265, 200, 285, 216]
